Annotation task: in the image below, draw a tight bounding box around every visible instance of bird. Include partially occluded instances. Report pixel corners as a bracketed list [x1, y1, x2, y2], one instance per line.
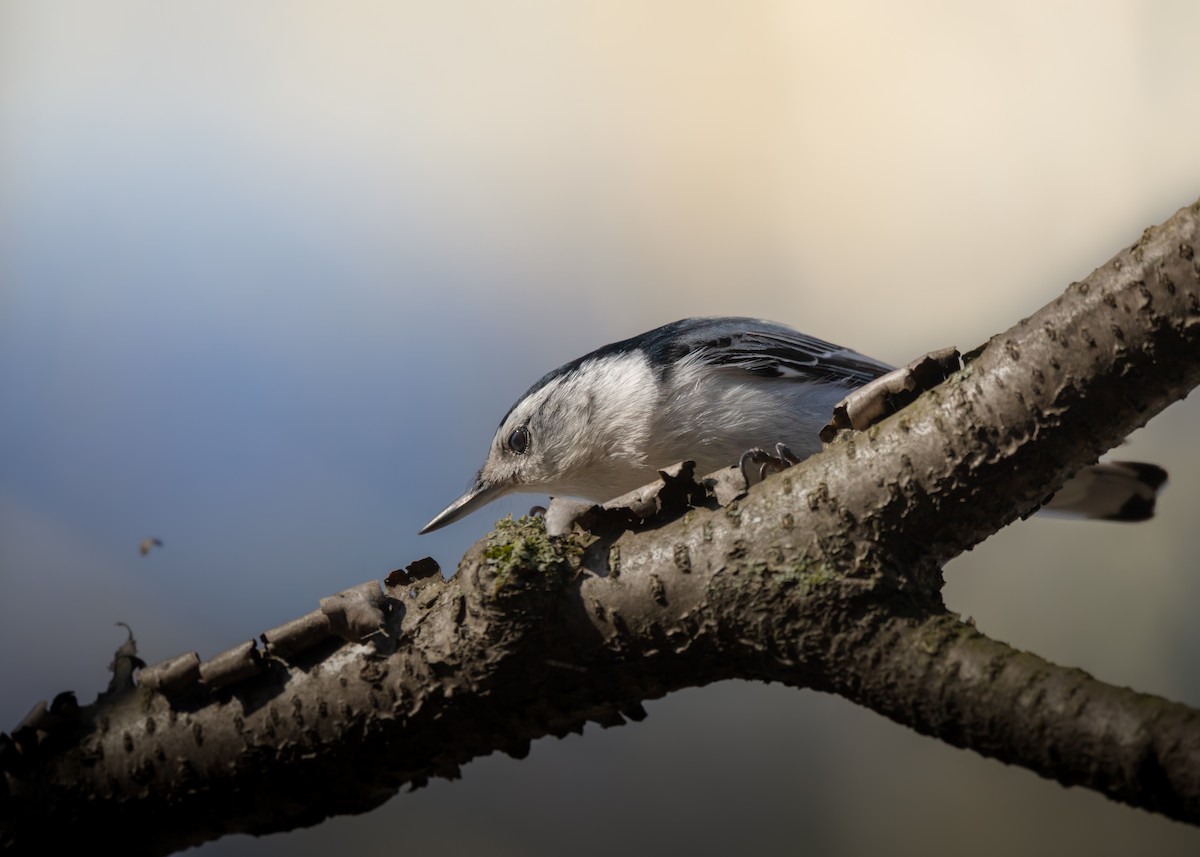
[420, 317, 1166, 533]
[139, 537, 163, 556]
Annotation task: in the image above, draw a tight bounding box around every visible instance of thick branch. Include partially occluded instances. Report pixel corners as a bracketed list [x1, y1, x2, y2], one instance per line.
[3, 201, 1198, 854]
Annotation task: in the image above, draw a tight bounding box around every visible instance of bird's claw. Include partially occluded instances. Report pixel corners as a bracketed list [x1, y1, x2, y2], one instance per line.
[739, 443, 801, 483]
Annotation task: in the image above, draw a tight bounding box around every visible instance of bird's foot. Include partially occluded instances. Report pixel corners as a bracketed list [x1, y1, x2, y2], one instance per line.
[739, 443, 801, 483]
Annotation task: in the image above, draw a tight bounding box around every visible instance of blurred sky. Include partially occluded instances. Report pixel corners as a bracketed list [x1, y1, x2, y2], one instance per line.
[3, 2, 1200, 855]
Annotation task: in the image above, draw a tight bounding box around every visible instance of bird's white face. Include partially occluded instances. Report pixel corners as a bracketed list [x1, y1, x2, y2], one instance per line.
[481, 355, 663, 499]
[420, 354, 661, 533]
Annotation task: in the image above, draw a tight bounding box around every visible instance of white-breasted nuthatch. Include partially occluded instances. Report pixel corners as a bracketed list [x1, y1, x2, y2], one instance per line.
[420, 317, 1166, 533]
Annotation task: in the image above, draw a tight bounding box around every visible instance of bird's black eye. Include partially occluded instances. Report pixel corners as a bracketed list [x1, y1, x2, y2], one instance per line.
[506, 425, 530, 455]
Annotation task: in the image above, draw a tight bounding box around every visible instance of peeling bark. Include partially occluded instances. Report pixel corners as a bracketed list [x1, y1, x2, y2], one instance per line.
[3, 200, 1199, 855]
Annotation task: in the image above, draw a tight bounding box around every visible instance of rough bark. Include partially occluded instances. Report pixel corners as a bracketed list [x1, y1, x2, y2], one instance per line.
[3, 200, 1199, 855]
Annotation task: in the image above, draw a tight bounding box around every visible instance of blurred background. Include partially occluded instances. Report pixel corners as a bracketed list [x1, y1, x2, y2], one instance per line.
[3, 1, 1200, 854]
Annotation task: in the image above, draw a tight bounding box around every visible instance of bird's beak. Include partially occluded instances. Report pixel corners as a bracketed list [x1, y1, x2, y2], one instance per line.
[419, 478, 510, 534]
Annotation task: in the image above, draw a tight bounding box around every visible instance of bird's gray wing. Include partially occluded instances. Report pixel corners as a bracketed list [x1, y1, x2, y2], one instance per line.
[670, 318, 893, 387]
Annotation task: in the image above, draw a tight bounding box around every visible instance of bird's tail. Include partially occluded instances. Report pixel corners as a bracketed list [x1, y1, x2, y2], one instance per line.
[1042, 461, 1168, 522]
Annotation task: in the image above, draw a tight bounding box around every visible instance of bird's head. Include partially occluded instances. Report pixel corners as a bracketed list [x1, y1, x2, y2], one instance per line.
[420, 353, 659, 533]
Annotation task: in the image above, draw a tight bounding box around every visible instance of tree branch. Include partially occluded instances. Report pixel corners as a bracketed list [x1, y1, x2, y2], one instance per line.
[3, 200, 1198, 855]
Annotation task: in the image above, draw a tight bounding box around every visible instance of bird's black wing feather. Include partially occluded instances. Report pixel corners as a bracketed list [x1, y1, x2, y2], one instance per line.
[647, 317, 893, 386]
